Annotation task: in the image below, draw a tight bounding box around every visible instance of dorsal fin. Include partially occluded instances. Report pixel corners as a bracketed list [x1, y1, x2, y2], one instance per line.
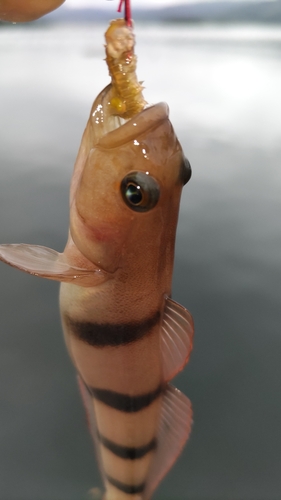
[144, 384, 193, 500]
[0, 244, 109, 287]
[161, 297, 194, 382]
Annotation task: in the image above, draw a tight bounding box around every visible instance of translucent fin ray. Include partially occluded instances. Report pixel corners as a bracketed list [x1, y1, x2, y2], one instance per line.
[161, 297, 194, 381]
[0, 244, 108, 286]
[144, 384, 193, 499]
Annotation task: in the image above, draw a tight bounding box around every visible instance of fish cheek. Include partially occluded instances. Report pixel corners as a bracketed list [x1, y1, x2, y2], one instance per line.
[75, 150, 110, 223]
[69, 206, 133, 273]
[75, 148, 133, 227]
[70, 150, 134, 270]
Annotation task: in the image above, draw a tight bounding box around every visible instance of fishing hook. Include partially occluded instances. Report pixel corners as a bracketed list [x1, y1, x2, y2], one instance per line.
[117, 0, 132, 27]
[106, 0, 132, 28]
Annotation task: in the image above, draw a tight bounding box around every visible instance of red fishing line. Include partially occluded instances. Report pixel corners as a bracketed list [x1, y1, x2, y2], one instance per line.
[117, 0, 132, 27]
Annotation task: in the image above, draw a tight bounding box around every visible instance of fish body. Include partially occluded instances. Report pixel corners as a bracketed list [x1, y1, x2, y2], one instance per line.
[61, 87, 194, 499]
[0, 74, 193, 500]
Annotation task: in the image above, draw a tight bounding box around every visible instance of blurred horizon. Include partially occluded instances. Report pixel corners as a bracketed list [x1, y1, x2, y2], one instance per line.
[67, 0, 280, 7]
[2, 0, 281, 25]
[44, 0, 281, 25]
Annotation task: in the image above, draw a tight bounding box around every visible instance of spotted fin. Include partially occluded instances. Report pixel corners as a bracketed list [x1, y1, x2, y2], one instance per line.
[161, 297, 194, 381]
[144, 384, 192, 500]
[0, 244, 108, 286]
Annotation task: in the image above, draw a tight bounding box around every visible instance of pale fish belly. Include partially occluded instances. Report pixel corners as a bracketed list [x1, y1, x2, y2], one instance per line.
[60, 282, 164, 500]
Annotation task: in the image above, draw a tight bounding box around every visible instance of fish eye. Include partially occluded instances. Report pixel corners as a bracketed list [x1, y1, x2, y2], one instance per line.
[121, 171, 160, 212]
[180, 157, 192, 186]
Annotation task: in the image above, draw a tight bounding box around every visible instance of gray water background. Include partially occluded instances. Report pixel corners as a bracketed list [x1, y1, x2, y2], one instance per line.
[0, 21, 281, 500]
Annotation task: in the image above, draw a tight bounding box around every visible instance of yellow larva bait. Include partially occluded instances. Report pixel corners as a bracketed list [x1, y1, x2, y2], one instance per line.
[105, 18, 147, 119]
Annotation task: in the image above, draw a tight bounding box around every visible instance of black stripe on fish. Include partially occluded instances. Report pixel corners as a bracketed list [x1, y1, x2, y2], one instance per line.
[97, 431, 157, 459]
[90, 384, 163, 412]
[64, 310, 160, 347]
[106, 475, 145, 494]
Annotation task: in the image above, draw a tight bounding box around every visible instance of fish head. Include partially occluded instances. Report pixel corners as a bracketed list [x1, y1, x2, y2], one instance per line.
[70, 102, 191, 275]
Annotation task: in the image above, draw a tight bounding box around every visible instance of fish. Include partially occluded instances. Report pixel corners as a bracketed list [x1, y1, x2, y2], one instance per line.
[0, 16, 194, 500]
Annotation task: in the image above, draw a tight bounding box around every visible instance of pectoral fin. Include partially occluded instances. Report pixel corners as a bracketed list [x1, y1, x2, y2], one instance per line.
[0, 244, 108, 286]
[161, 297, 194, 381]
[144, 384, 193, 500]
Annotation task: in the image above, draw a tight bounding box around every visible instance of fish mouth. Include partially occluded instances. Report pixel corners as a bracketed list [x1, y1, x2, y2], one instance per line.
[90, 84, 169, 147]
